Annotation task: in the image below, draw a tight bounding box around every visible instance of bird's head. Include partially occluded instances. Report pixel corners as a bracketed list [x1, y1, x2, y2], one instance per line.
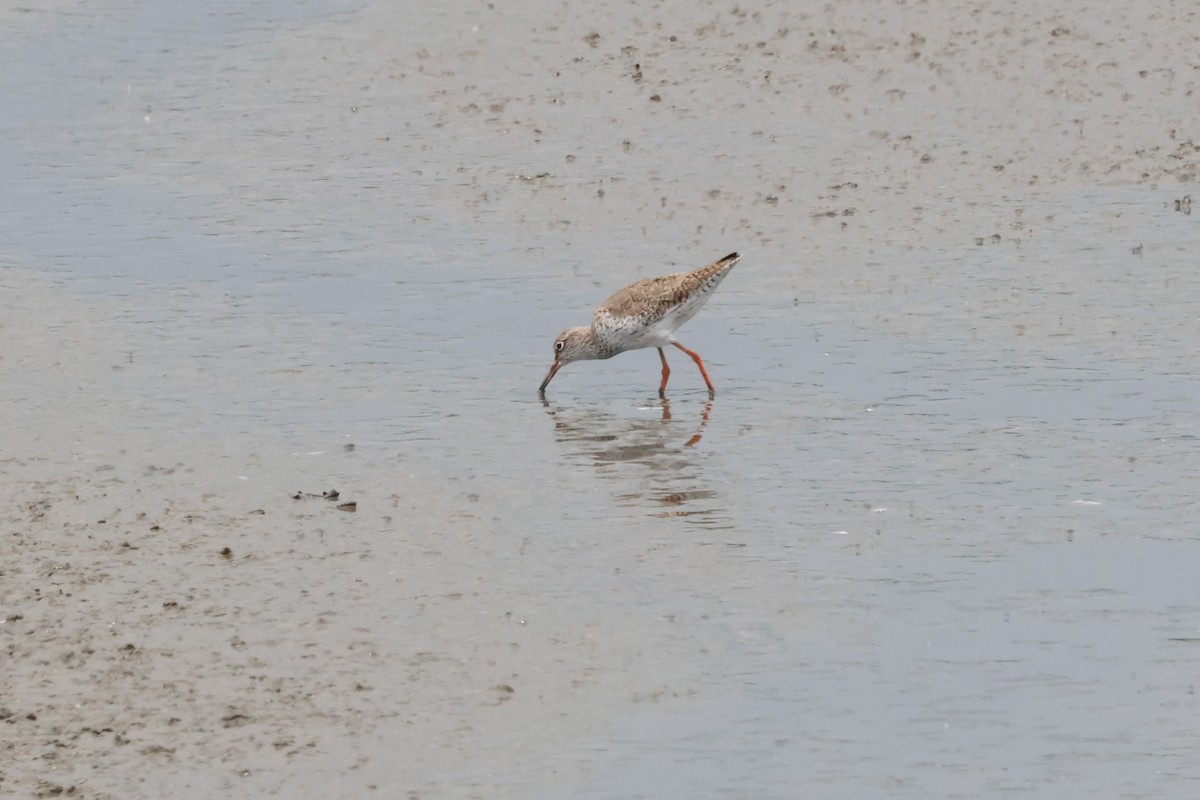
[539, 327, 596, 393]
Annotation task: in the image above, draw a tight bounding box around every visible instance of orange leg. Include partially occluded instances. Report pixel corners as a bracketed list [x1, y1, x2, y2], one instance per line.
[671, 341, 715, 397]
[657, 347, 671, 397]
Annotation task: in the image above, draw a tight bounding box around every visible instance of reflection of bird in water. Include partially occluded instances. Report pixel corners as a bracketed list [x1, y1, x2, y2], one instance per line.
[542, 398, 713, 456]
[540, 399, 726, 525]
[539, 253, 740, 398]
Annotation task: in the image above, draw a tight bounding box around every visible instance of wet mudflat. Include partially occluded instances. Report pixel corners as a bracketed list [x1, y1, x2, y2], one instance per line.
[2, 1, 1199, 798]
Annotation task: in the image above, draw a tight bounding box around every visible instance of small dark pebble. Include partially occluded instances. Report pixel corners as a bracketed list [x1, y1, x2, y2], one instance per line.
[220, 547, 233, 559]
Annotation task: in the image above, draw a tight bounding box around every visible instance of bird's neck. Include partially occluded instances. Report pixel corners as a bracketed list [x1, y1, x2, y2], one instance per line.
[576, 326, 615, 360]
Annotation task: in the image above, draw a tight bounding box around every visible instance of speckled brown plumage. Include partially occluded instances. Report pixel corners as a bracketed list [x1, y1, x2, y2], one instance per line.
[596, 252, 740, 322]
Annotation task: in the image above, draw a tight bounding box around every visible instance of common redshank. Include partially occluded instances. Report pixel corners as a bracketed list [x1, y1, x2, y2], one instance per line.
[539, 252, 740, 398]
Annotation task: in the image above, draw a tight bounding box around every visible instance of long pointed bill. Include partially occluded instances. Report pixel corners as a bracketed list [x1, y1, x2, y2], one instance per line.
[539, 359, 562, 393]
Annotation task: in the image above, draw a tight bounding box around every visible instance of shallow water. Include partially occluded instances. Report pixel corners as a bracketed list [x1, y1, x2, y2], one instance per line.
[4, 0, 1200, 798]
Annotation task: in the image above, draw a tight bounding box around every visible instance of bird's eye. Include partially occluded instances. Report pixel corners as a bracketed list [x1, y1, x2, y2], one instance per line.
[555, 340, 565, 352]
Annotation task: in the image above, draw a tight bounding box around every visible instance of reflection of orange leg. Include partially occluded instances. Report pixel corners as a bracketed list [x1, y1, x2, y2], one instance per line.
[684, 401, 714, 448]
[657, 347, 671, 397]
[671, 341, 715, 397]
